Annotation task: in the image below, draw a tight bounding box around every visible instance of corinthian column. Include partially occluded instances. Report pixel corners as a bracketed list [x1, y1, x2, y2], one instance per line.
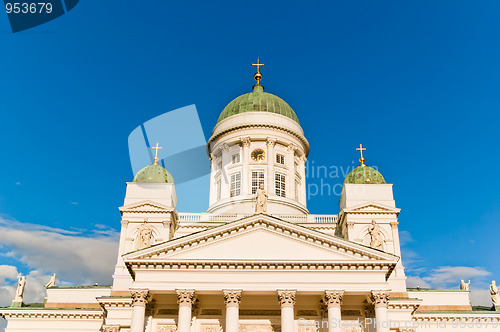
[267, 138, 276, 193]
[278, 290, 296, 332]
[176, 289, 195, 332]
[324, 290, 344, 332]
[371, 291, 390, 332]
[240, 137, 251, 195]
[130, 289, 150, 332]
[223, 290, 242, 332]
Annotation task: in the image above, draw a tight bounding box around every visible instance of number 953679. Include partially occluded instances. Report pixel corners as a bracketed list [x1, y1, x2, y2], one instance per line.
[5, 2, 53, 14]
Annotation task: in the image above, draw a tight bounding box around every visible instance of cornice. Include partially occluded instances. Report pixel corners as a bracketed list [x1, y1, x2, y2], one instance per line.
[0, 309, 103, 319]
[124, 216, 397, 263]
[208, 123, 310, 155]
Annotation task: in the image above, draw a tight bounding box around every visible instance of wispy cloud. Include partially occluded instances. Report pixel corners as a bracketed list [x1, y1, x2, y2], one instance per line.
[0, 216, 119, 305]
[401, 230, 493, 306]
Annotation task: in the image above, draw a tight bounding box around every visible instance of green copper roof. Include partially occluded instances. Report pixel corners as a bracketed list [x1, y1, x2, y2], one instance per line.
[344, 165, 386, 184]
[217, 84, 299, 124]
[133, 163, 174, 183]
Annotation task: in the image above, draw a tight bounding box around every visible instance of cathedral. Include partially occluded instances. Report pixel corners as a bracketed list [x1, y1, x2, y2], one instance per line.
[1, 62, 499, 332]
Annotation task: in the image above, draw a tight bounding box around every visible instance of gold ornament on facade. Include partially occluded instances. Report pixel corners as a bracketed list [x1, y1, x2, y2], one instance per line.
[251, 149, 265, 162]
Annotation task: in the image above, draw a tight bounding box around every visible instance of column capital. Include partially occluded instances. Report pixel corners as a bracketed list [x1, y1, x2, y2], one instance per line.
[266, 137, 277, 147]
[102, 325, 120, 332]
[324, 290, 344, 308]
[371, 290, 390, 308]
[277, 290, 296, 308]
[390, 221, 399, 229]
[223, 289, 242, 307]
[286, 144, 298, 153]
[130, 289, 150, 307]
[176, 289, 196, 307]
[240, 137, 251, 147]
[221, 143, 230, 152]
[397, 329, 416, 332]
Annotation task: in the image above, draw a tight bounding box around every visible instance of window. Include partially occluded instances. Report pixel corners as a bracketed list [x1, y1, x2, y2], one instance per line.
[276, 154, 285, 165]
[232, 153, 240, 164]
[275, 173, 286, 197]
[251, 171, 265, 194]
[230, 173, 241, 197]
[216, 178, 221, 200]
[295, 180, 299, 200]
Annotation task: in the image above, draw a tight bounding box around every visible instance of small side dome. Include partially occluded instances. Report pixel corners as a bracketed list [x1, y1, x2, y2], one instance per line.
[133, 163, 174, 183]
[344, 165, 386, 184]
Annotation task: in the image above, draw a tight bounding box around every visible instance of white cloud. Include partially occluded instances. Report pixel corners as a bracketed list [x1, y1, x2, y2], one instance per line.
[0, 218, 119, 287]
[0, 266, 18, 284]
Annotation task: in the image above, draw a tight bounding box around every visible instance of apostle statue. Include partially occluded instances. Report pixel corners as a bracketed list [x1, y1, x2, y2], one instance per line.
[138, 221, 154, 249]
[460, 279, 470, 291]
[14, 274, 26, 302]
[490, 280, 500, 306]
[45, 274, 56, 288]
[254, 183, 268, 213]
[368, 220, 384, 250]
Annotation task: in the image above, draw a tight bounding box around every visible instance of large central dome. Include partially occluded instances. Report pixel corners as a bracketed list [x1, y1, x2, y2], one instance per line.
[217, 84, 299, 124]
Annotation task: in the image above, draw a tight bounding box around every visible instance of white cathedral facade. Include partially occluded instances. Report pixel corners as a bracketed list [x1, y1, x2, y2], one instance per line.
[1, 65, 499, 332]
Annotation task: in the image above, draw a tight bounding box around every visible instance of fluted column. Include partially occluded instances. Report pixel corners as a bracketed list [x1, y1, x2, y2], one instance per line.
[371, 291, 390, 332]
[298, 155, 307, 205]
[221, 143, 230, 198]
[176, 290, 195, 332]
[324, 290, 344, 332]
[286, 144, 297, 199]
[223, 290, 242, 332]
[278, 290, 296, 332]
[267, 138, 276, 193]
[209, 153, 216, 205]
[130, 289, 150, 332]
[240, 137, 250, 195]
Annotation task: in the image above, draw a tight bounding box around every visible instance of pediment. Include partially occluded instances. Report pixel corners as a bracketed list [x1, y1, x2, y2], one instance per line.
[119, 200, 174, 213]
[123, 214, 398, 264]
[343, 202, 400, 214]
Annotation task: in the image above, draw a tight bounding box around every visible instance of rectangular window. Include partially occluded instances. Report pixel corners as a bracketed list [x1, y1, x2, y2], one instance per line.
[251, 171, 265, 194]
[232, 153, 240, 164]
[275, 173, 286, 197]
[295, 180, 299, 200]
[230, 173, 241, 197]
[276, 154, 285, 165]
[216, 178, 221, 200]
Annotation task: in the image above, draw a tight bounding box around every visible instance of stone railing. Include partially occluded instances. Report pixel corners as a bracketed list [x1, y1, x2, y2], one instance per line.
[178, 213, 337, 224]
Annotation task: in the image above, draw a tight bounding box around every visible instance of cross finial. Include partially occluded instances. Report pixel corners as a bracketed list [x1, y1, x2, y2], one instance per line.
[152, 143, 162, 165]
[252, 58, 265, 85]
[356, 144, 366, 166]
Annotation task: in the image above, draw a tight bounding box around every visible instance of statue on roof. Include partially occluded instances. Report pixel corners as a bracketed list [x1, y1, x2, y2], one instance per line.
[491, 280, 500, 306]
[254, 184, 268, 213]
[45, 274, 56, 288]
[368, 220, 384, 250]
[14, 274, 26, 302]
[460, 279, 470, 291]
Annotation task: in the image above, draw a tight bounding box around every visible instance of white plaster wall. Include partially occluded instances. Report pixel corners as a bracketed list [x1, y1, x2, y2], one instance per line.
[46, 287, 111, 303]
[407, 291, 471, 306]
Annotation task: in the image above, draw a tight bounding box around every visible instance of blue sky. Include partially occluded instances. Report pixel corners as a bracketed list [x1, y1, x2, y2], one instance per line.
[0, 0, 499, 312]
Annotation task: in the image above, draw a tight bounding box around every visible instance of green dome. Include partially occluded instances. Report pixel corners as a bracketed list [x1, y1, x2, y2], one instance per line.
[217, 84, 299, 124]
[344, 165, 386, 184]
[133, 163, 174, 183]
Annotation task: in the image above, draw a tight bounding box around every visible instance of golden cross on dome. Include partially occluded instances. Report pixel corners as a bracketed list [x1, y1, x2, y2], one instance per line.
[152, 143, 162, 165]
[252, 58, 265, 84]
[356, 144, 366, 166]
